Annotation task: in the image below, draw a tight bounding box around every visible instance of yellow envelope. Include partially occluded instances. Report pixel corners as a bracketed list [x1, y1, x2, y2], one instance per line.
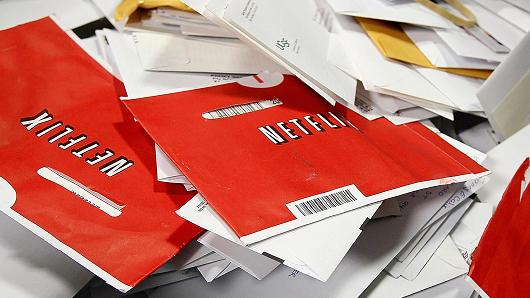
[115, 0, 195, 21]
[356, 17, 491, 80]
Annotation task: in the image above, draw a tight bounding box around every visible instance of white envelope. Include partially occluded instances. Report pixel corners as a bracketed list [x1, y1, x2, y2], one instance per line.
[407, 275, 474, 298]
[132, 32, 286, 74]
[214, 262, 239, 280]
[145, 7, 237, 38]
[463, 0, 525, 50]
[477, 31, 530, 140]
[180, 252, 225, 271]
[177, 194, 380, 282]
[196, 259, 232, 282]
[341, 97, 383, 121]
[414, 67, 484, 112]
[327, 0, 452, 28]
[388, 177, 487, 277]
[149, 184, 461, 298]
[154, 241, 214, 274]
[433, 26, 507, 62]
[474, 0, 530, 32]
[364, 236, 469, 298]
[356, 84, 416, 114]
[197, 232, 280, 280]
[450, 202, 493, 264]
[387, 212, 448, 277]
[103, 29, 241, 98]
[331, 19, 458, 112]
[0, 213, 92, 298]
[477, 123, 530, 208]
[154, 144, 195, 190]
[505, 0, 530, 12]
[400, 200, 472, 280]
[94, 30, 122, 79]
[457, 121, 499, 153]
[355, 94, 436, 125]
[354, 89, 440, 125]
[0, 0, 103, 31]
[382, 107, 438, 126]
[204, 0, 359, 105]
[402, 24, 498, 69]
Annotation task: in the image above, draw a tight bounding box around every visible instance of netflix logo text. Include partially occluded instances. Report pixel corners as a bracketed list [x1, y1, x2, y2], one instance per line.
[20, 109, 134, 177]
[258, 111, 352, 144]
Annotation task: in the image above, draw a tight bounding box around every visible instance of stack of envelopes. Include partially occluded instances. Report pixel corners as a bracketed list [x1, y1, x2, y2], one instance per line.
[0, 0, 529, 297]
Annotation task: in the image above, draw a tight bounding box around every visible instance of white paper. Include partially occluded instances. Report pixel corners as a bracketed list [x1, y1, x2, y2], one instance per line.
[103, 29, 240, 98]
[387, 215, 447, 277]
[401, 200, 473, 280]
[383, 107, 437, 125]
[327, 0, 452, 28]
[364, 236, 469, 298]
[477, 32, 530, 140]
[94, 30, 122, 79]
[154, 241, 213, 274]
[474, 0, 530, 32]
[505, 0, 530, 12]
[197, 232, 280, 280]
[180, 252, 225, 271]
[457, 121, 499, 153]
[463, 0, 526, 50]
[132, 32, 285, 74]
[146, 7, 237, 38]
[197, 259, 232, 282]
[477, 119, 530, 207]
[433, 26, 507, 62]
[221, 0, 358, 105]
[450, 202, 493, 263]
[356, 84, 416, 114]
[403, 24, 498, 69]
[177, 194, 380, 282]
[414, 67, 484, 112]
[151, 184, 459, 298]
[154, 144, 192, 186]
[332, 19, 458, 112]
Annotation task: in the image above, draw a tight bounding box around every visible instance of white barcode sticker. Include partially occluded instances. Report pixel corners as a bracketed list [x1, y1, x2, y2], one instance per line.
[202, 98, 282, 119]
[287, 188, 358, 218]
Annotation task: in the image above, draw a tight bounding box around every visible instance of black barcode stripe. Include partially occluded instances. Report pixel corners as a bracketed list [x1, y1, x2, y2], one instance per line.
[208, 102, 266, 119]
[294, 189, 357, 216]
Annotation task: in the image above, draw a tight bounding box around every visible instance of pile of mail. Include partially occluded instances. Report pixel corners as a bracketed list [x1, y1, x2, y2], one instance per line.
[0, 0, 529, 297]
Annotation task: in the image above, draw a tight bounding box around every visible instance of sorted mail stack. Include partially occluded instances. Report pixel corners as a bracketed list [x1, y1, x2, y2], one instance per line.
[0, 0, 529, 297]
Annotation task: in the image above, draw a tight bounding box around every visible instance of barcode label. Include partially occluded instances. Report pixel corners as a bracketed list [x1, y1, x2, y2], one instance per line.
[292, 189, 357, 217]
[202, 98, 282, 119]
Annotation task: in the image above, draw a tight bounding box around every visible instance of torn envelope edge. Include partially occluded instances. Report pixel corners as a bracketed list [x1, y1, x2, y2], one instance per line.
[0, 178, 131, 292]
[244, 171, 489, 245]
[177, 193, 379, 281]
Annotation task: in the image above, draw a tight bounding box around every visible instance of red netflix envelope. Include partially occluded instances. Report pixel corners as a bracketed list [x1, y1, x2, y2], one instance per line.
[0, 18, 202, 291]
[468, 158, 530, 298]
[124, 72, 488, 244]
